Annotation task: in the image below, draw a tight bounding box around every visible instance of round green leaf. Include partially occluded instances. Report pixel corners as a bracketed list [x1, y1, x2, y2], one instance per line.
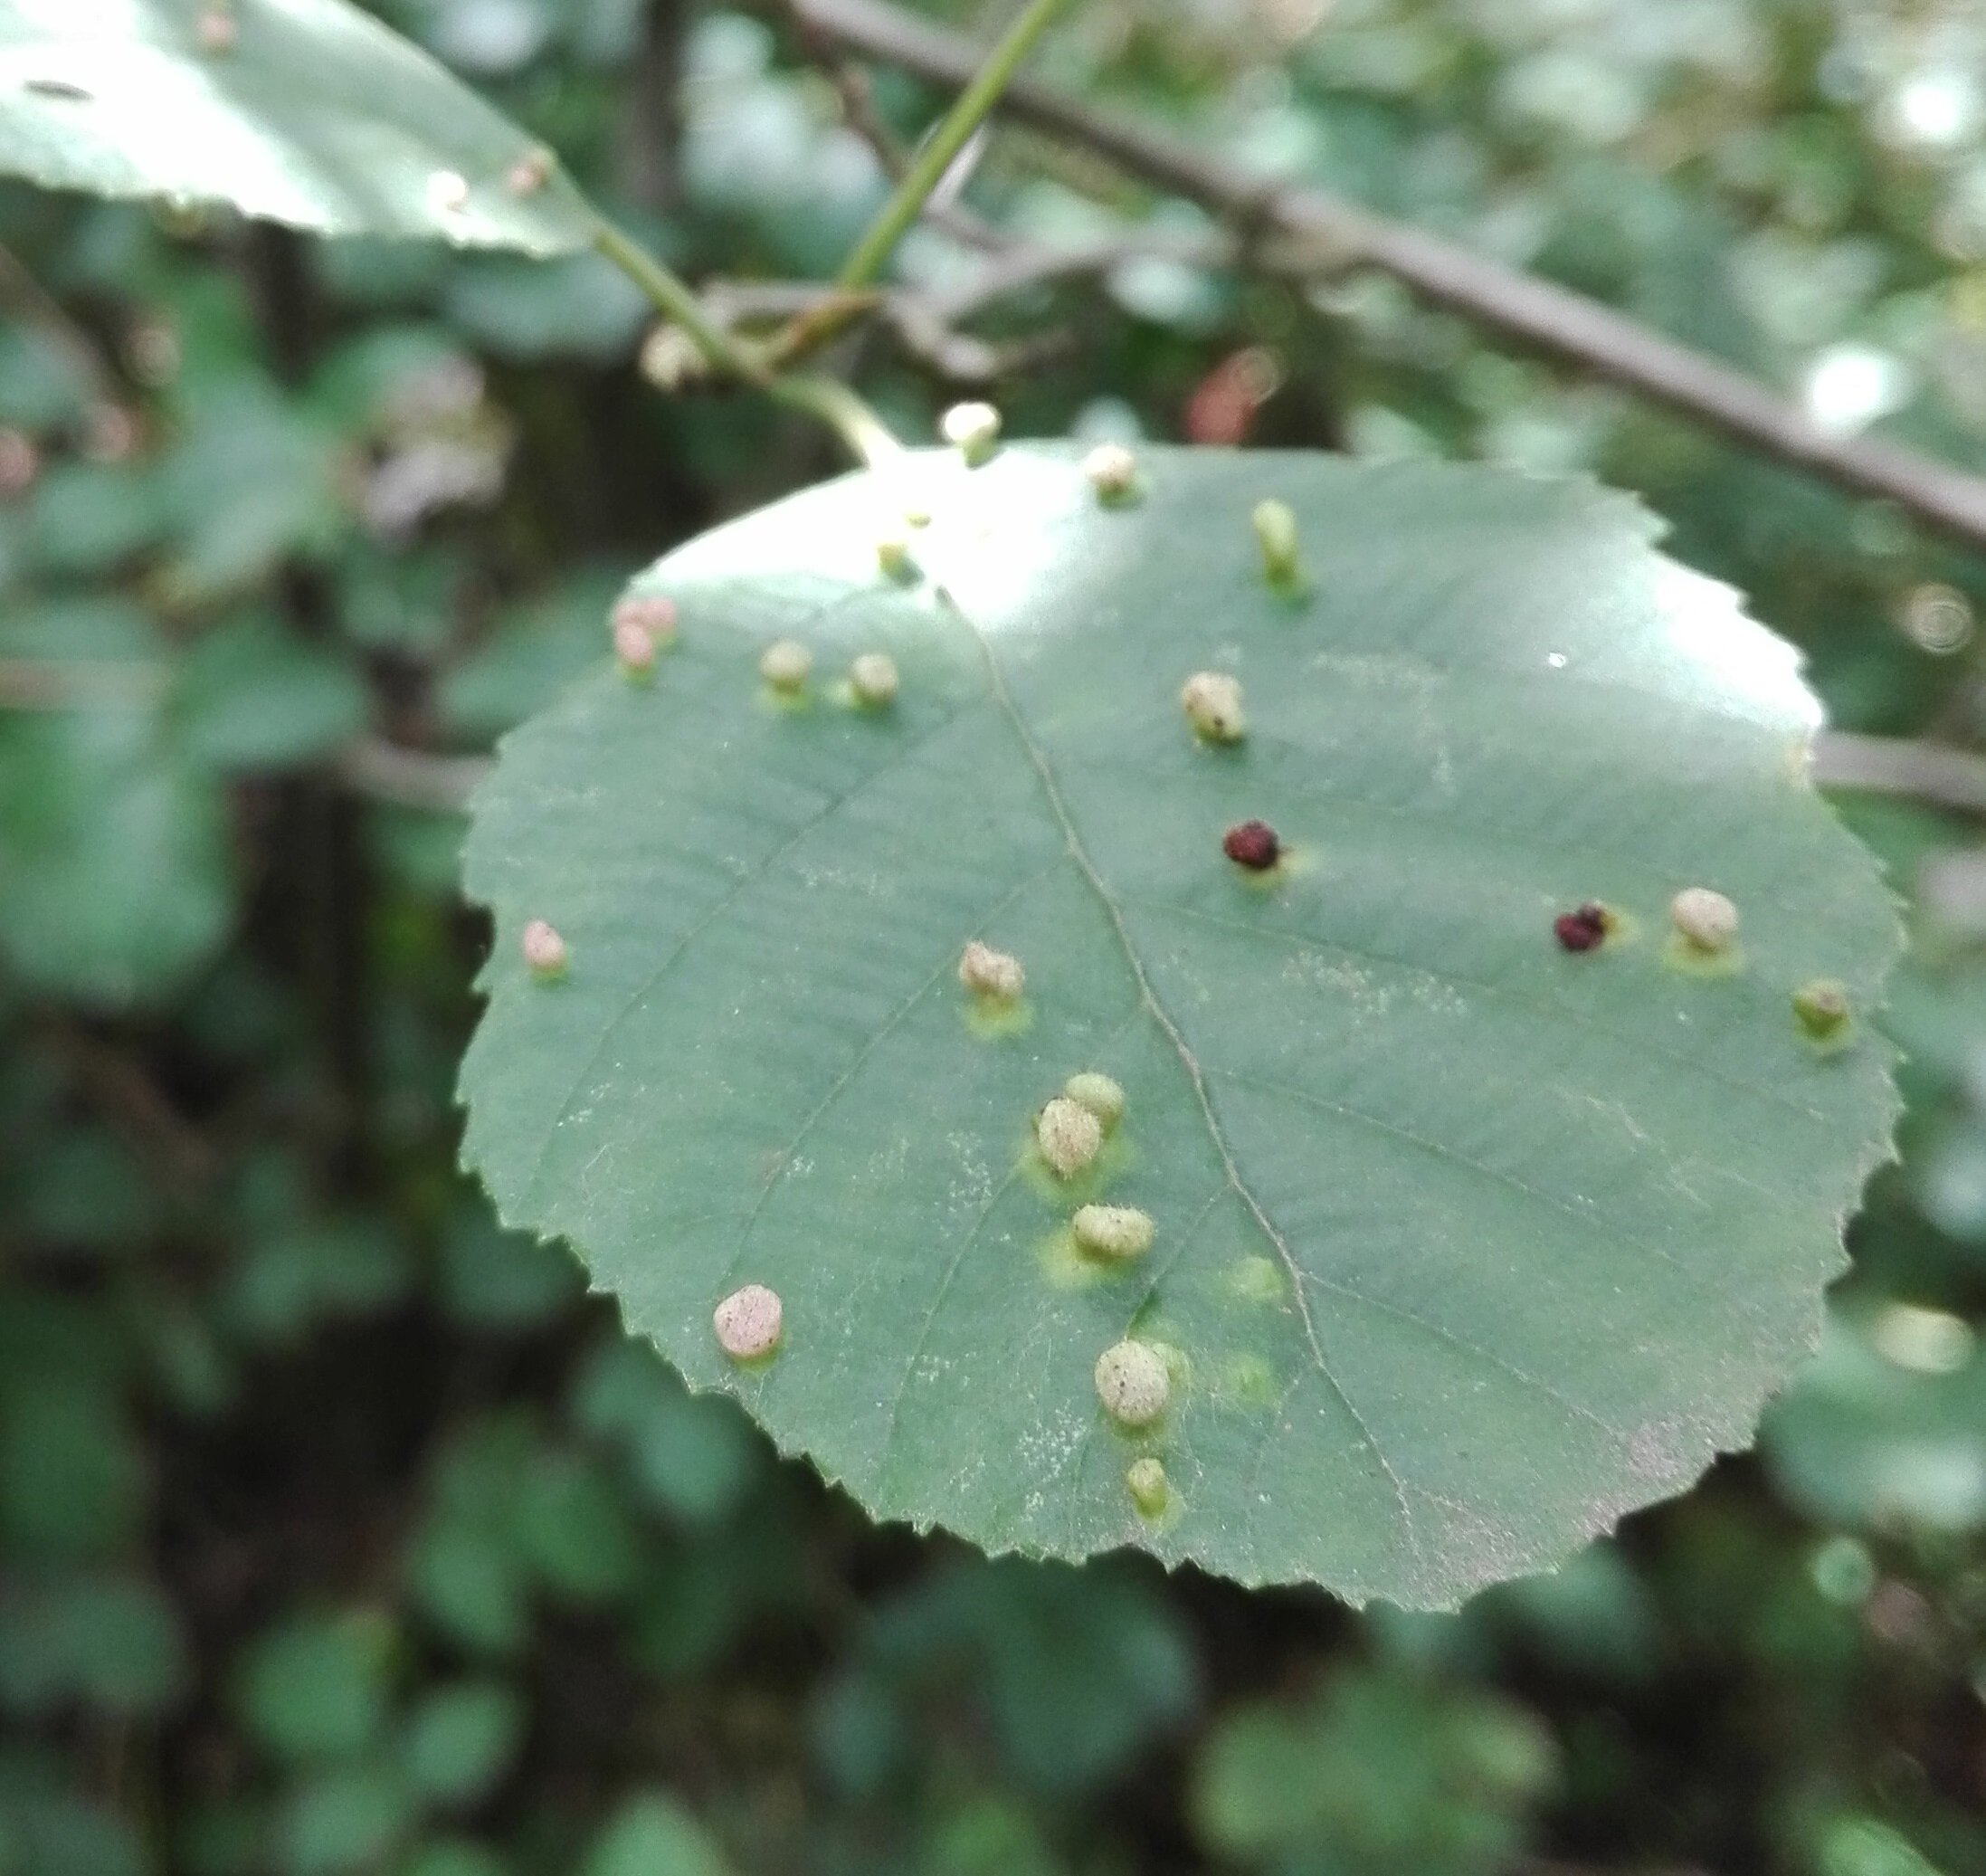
[460, 446, 1901, 1608]
[0, 0, 594, 254]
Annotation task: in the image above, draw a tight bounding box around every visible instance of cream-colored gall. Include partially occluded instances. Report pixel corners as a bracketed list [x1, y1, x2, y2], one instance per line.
[713, 1283, 783, 1360]
[1181, 671, 1245, 744]
[1036, 1098, 1103, 1179]
[940, 401, 1001, 466]
[1670, 886, 1739, 954]
[958, 940, 1024, 1003]
[850, 652, 899, 707]
[1084, 443, 1138, 502]
[521, 919, 567, 979]
[1072, 1205, 1154, 1262]
[760, 639, 812, 692]
[1095, 1340, 1169, 1426]
[1063, 1071, 1125, 1133]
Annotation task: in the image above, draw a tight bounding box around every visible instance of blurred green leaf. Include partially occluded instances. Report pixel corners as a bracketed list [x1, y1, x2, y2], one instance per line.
[0, 1572, 185, 1714]
[580, 1795, 731, 1876]
[176, 616, 369, 770]
[1193, 1668, 1555, 1874]
[403, 1681, 526, 1809]
[280, 1762, 414, 1876]
[0, 694, 233, 1007]
[235, 1609, 396, 1763]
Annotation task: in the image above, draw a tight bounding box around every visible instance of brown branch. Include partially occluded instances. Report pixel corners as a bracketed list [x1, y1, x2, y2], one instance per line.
[785, 0, 1986, 555]
[1811, 729, 1986, 815]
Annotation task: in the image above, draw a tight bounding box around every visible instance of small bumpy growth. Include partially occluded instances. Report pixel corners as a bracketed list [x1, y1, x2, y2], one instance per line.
[613, 618, 656, 680]
[1554, 902, 1611, 952]
[427, 169, 470, 215]
[1125, 1456, 1169, 1516]
[760, 639, 812, 693]
[713, 1283, 783, 1361]
[1036, 1097, 1103, 1179]
[958, 940, 1024, 1004]
[940, 401, 1002, 467]
[506, 147, 554, 196]
[613, 593, 677, 646]
[1181, 671, 1246, 745]
[849, 652, 899, 708]
[1223, 820, 1280, 871]
[1095, 1341, 1170, 1427]
[1251, 498, 1301, 587]
[196, 5, 237, 53]
[1793, 977, 1850, 1039]
[1670, 886, 1739, 954]
[520, 919, 567, 980]
[1084, 443, 1139, 503]
[1063, 1071, 1125, 1133]
[1073, 1205, 1155, 1262]
[875, 530, 913, 580]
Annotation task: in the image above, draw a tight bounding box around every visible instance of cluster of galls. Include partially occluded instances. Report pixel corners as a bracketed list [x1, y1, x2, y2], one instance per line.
[1554, 886, 1853, 1041]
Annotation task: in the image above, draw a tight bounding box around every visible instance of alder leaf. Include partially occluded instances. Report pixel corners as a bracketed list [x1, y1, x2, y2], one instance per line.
[460, 446, 1901, 1607]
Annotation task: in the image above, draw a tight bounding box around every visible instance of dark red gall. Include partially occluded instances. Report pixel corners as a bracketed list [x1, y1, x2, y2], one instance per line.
[1223, 820, 1280, 871]
[1554, 902, 1609, 952]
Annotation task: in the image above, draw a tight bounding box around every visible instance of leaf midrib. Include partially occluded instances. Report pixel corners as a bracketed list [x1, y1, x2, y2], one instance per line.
[946, 590, 1427, 1582]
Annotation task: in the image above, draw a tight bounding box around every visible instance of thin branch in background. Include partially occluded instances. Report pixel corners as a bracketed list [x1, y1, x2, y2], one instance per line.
[0, 236, 123, 414]
[786, 0, 1986, 557]
[1810, 731, 1986, 817]
[335, 730, 1986, 823]
[831, 0, 1079, 295]
[594, 221, 900, 462]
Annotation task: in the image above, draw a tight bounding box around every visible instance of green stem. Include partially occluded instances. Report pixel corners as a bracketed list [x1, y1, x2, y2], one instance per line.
[593, 222, 761, 381]
[834, 0, 1079, 292]
[766, 374, 904, 465]
[592, 222, 898, 465]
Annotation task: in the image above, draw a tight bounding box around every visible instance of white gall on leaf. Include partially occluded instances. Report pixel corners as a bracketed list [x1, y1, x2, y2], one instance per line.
[1072, 1205, 1154, 1262]
[1180, 671, 1245, 744]
[1095, 1340, 1169, 1427]
[713, 1283, 783, 1361]
[940, 401, 1001, 466]
[958, 940, 1023, 1003]
[850, 652, 899, 708]
[521, 919, 567, 979]
[1670, 886, 1739, 953]
[1036, 1098, 1103, 1179]
[760, 639, 812, 692]
[426, 169, 470, 216]
[1063, 1071, 1125, 1133]
[1084, 443, 1138, 502]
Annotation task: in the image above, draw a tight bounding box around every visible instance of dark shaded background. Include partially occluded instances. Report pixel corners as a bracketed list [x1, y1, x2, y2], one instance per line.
[4, 2, 1986, 1871]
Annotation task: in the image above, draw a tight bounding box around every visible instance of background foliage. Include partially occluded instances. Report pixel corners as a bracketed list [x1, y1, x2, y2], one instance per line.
[3, 0, 1986, 1871]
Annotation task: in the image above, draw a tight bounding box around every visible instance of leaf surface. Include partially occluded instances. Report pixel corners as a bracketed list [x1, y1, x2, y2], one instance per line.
[0, 0, 594, 253]
[461, 446, 1900, 1606]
